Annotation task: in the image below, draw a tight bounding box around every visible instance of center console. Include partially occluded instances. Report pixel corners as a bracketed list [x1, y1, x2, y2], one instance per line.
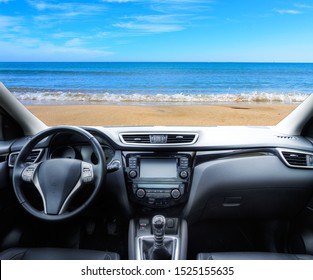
[124, 153, 191, 259]
[123, 153, 192, 208]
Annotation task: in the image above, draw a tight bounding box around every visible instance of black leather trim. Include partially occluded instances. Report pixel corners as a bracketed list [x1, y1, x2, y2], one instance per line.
[196, 252, 313, 260]
[179, 219, 188, 260]
[128, 219, 136, 260]
[0, 248, 120, 260]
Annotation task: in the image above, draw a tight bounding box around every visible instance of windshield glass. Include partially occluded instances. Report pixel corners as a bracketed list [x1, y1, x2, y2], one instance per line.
[0, 1, 311, 126]
[0, 62, 303, 126]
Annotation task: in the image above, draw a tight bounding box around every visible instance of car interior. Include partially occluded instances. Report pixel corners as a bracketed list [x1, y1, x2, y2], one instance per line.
[1, 82, 313, 260]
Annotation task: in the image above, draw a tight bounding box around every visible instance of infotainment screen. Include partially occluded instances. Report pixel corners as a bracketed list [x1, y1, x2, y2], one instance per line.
[140, 159, 177, 178]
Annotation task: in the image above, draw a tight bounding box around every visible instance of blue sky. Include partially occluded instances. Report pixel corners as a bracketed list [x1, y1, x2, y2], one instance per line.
[1, 0, 313, 62]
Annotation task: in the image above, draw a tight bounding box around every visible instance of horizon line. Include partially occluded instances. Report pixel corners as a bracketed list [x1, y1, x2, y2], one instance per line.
[1, 61, 313, 63]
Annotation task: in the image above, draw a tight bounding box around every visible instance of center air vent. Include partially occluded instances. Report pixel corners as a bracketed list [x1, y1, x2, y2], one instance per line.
[121, 134, 150, 144]
[167, 134, 197, 144]
[279, 149, 313, 168]
[120, 133, 198, 145]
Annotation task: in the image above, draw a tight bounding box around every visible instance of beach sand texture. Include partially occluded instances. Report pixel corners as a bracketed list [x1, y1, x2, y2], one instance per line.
[27, 104, 297, 126]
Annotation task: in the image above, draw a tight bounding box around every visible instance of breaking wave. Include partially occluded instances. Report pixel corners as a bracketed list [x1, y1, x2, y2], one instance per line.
[12, 89, 310, 105]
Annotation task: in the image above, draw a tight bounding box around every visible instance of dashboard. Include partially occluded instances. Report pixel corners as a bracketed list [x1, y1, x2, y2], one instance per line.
[7, 125, 313, 224]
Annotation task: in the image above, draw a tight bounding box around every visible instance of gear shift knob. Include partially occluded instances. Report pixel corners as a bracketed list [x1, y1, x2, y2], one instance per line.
[145, 215, 171, 260]
[152, 215, 166, 229]
[152, 215, 166, 246]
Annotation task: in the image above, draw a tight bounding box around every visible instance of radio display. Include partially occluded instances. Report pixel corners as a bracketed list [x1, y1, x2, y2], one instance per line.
[140, 159, 177, 178]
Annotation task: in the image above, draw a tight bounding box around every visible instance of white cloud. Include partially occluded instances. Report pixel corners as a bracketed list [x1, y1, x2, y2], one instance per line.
[101, 0, 138, 2]
[94, 32, 112, 38]
[65, 38, 84, 47]
[28, 1, 69, 11]
[153, 0, 209, 3]
[15, 37, 41, 47]
[102, 0, 209, 2]
[28, 1, 106, 15]
[150, 0, 212, 13]
[52, 32, 79, 39]
[113, 12, 187, 34]
[0, 40, 114, 62]
[129, 14, 185, 23]
[0, 16, 25, 34]
[113, 22, 183, 33]
[0, 16, 23, 28]
[274, 9, 302, 15]
[33, 15, 54, 22]
[52, 31, 112, 41]
[33, 15, 62, 28]
[33, 6, 107, 29]
[294, 3, 313, 9]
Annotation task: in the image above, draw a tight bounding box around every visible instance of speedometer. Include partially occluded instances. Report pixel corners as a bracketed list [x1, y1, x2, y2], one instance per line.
[50, 146, 77, 159]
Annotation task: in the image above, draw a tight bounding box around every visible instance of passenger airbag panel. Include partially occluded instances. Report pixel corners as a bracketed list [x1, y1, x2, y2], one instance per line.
[184, 155, 313, 222]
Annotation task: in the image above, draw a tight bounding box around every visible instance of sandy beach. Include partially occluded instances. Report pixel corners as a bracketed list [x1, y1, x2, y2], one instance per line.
[26, 104, 297, 126]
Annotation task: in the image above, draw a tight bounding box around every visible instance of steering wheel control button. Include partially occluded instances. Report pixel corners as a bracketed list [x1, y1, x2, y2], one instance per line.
[171, 189, 181, 199]
[22, 166, 36, 182]
[81, 163, 94, 184]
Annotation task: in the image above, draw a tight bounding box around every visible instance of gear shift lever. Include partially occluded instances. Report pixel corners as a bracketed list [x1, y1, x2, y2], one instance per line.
[152, 215, 166, 246]
[146, 215, 171, 260]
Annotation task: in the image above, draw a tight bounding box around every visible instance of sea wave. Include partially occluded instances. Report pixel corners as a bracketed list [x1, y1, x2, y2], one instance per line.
[12, 90, 310, 105]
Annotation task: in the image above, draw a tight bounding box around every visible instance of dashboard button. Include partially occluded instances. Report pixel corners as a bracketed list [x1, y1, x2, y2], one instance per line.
[180, 170, 188, 179]
[171, 189, 181, 199]
[136, 188, 146, 199]
[129, 170, 137, 178]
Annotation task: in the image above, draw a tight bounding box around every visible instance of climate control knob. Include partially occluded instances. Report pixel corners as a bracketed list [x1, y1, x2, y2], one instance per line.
[171, 189, 181, 199]
[136, 188, 146, 199]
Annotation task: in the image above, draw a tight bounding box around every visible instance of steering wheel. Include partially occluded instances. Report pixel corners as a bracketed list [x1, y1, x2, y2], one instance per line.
[12, 126, 106, 221]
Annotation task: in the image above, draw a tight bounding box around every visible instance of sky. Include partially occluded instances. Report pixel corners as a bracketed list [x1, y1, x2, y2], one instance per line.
[0, 0, 313, 62]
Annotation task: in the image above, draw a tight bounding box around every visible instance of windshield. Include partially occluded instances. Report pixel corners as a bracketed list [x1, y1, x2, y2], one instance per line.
[0, 62, 306, 126]
[0, 1, 312, 126]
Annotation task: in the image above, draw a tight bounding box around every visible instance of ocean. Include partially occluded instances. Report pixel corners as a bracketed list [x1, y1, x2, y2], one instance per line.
[0, 62, 312, 105]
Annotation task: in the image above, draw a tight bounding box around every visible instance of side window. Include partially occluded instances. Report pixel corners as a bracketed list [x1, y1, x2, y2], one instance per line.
[0, 109, 24, 140]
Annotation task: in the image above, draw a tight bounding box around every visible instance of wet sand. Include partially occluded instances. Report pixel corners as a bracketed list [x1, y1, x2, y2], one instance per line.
[26, 104, 297, 126]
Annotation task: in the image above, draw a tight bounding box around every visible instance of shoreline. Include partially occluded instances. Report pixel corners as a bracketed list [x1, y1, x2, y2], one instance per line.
[21, 100, 303, 106]
[15, 92, 309, 105]
[26, 103, 297, 126]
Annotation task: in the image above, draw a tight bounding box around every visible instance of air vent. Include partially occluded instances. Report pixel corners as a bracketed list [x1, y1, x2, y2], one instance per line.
[27, 150, 41, 162]
[279, 149, 313, 168]
[121, 134, 150, 144]
[277, 135, 297, 140]
[8, 149, 43, 167]
[120, 133, 198, 145]
[167, 134, 197, 144]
